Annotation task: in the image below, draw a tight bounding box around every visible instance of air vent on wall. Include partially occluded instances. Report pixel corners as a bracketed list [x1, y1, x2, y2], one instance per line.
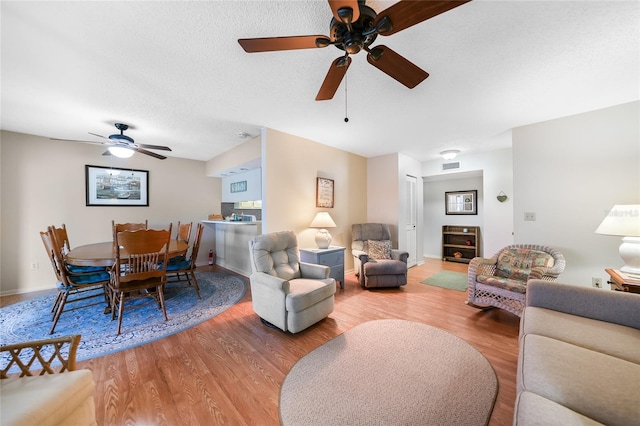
[442, 161, 461, 171]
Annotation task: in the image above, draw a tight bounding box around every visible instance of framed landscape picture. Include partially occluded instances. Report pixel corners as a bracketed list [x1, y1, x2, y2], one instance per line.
[85, 165, 149, 206]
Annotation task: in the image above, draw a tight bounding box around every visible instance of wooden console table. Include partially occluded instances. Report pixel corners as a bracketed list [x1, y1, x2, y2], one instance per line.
[605, 269, 640, 294]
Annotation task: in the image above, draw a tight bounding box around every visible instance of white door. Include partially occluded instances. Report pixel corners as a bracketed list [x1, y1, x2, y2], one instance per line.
[405, 175, 417, 267]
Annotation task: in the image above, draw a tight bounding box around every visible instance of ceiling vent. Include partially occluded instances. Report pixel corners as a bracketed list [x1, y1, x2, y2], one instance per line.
[442, 161, 461, 171]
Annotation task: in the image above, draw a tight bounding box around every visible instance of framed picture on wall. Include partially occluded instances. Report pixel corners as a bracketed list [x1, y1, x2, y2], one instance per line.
[316, 177, 334, 208]
[445, 190, 477, 215]
[85, 165, 149, 206]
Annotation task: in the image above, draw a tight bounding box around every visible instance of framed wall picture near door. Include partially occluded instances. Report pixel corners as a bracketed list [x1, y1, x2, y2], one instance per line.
[445, 190, 477, 215]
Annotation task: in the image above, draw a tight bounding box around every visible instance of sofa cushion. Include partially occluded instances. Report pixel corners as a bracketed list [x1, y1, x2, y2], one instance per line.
[514, 391, 604, 426]
[0, 370, 96, 426]
[519, 334, 640, 425]
[521, 306, 640, 365]
[286, 278, 336, 313]
[477, 275, 527, 293]
[495, 248, 554, 281]
[367, 240, 391, 260]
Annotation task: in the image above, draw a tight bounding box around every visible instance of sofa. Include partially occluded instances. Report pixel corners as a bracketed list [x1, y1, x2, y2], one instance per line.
[515, 280, 640, 425]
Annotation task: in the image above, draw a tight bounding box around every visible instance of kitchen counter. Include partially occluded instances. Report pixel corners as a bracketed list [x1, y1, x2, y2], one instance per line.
[201, 220, 260, 226]
[201, 220, 262, 276]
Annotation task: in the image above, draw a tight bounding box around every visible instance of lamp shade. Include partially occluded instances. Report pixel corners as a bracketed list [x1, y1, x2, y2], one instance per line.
[310, 212, 337, 228]
[596, 204, 640, 274]
[595, 205, 640, 236]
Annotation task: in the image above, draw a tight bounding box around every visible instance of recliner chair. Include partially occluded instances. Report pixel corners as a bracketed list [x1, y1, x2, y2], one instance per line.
[352, 223, 408, 288]
[248, 231, 336, 333]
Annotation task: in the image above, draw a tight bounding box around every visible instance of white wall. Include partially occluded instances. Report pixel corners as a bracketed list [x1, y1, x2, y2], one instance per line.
[423, 173, 484, 259]
[513, 101, 640, 286]
[422, 146, 515, 259]
[1, 131, 220, 295]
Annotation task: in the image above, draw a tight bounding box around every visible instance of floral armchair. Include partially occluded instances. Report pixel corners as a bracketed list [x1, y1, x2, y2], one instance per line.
[466, 244, 566, 317]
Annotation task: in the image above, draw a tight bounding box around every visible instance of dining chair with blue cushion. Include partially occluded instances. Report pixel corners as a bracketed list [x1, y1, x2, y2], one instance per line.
[40, 227, 110, 334]
[109, 225, 172, 335]
[50, 224, 106, 274]
[166, 223, 203, 299]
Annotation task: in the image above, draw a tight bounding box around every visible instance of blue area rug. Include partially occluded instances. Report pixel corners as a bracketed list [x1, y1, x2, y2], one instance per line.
[0, 271, 246, 367]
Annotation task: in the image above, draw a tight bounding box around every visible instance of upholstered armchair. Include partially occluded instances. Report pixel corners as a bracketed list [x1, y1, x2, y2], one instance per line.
[248, 231, 336, 333]
[351, 223, 409, 288]
[467, 244, 566, 317]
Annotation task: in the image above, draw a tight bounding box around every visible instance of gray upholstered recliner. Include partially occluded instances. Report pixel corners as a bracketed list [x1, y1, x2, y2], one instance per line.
[248, 231, 336, 333]
[352, 223, 408, 288]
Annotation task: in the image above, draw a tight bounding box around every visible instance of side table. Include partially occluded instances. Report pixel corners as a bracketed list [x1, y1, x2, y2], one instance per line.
[300, 246, 345, 289]
[605, 269, 640, 294]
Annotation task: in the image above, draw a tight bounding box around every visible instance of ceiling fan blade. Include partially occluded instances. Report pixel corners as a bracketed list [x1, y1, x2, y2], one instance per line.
[328, 0, 360, 24]
[316, 56, 352, 101]
[374, 0, 472, 36]
[134, 147, 167, 160]
[238, 35, 329, 53]
[88, 132, 107, 139]
[50, 137, 111, 146]
[136, 143, 172, 151]
[367, 45, 429, 89]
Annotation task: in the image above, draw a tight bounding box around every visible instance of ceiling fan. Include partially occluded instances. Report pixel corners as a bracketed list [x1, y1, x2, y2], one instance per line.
[51, 123, 172, 159]
[238, 0, 472, 101]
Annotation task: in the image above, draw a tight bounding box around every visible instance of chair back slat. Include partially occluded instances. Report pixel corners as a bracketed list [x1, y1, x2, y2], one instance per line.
[176, 221, 192, 244]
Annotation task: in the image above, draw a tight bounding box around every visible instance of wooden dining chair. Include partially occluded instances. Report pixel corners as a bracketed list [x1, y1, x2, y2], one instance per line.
[109, 225, 172, 335]
[40, 228, 110, 334]
[166, 223, 203, 299]
[50, 224, 107, 274]
[111, 220, 148, 240]
[176, 221, 192, 244]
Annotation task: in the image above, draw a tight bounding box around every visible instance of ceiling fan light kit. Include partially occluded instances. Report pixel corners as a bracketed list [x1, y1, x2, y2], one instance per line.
[238, 0, 472, 101]
[50, 122, 172, 160]
[108, 146, 135, 158]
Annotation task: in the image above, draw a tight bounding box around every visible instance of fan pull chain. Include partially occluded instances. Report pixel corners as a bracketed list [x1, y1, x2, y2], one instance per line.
[344, 73, 349, 123]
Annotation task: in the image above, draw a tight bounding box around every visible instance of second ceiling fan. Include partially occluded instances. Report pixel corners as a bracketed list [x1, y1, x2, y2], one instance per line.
[238, 0, 472, 101]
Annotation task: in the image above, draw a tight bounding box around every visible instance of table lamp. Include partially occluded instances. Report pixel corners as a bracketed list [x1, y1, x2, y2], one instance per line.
[595, 204, 640, 275]
[310, 212, 336, 249]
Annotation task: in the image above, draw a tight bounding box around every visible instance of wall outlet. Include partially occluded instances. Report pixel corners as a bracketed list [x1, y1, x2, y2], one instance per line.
[524, 212, 536, 221]
[30, 261, 39, 270]
[592, 277, 602, 288]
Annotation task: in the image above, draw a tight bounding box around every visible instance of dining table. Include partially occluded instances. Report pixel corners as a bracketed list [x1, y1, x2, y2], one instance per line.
[66, 240, 189, 267]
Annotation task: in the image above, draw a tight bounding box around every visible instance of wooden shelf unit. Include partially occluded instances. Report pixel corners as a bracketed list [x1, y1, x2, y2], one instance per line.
[442, 225, 480, 264]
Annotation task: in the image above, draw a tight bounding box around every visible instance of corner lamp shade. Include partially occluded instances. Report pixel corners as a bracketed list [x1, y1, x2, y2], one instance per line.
[310, 212, 337, 249]
[595, 204, 640, 275]
[108, 146, 135, 158]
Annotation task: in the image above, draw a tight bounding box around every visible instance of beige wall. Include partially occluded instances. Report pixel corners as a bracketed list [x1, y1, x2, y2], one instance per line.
[262, 128, 368, 272]
[0, 131, 220, 295]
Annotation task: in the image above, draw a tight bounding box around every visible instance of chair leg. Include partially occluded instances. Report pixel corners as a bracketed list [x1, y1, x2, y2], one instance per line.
[157, 285, 168, 321]
[51, 290, 64, 315]
[117, 292, 125, 335]
[189, 271, 201, 299]
[50, 291, 69, 334]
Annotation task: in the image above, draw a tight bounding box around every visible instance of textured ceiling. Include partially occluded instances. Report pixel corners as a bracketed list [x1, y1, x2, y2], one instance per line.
[1, 1, 638, 162]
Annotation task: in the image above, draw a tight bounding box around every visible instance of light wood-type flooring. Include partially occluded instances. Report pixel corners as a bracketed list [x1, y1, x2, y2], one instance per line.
[1, 258, 520, 425]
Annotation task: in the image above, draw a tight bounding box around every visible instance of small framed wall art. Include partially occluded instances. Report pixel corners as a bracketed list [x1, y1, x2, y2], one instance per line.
[316, 177, 334, 208]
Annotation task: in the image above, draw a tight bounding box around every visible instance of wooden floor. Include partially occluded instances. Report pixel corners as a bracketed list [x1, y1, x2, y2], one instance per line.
[1, 258, 520, 425]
